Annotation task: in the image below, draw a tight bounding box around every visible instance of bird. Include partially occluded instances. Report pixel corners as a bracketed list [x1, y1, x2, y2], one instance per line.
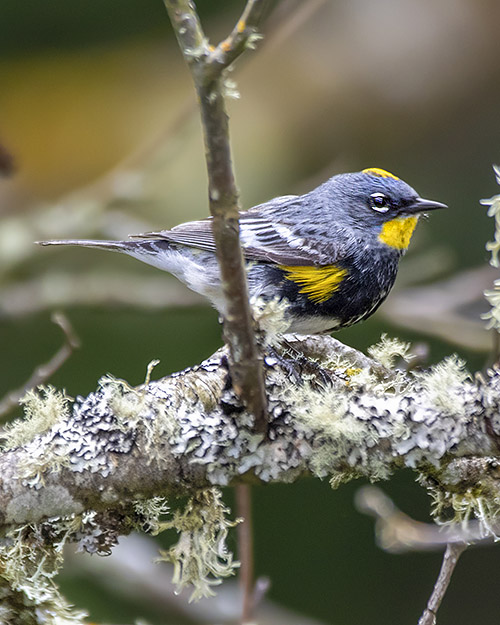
[38, 168, 446, 334]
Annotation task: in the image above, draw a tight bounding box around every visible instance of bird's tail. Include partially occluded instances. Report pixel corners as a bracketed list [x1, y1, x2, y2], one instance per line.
[36, 239, 131, 252]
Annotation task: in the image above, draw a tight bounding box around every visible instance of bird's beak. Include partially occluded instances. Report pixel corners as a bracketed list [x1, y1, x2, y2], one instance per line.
[407, 197, 448, 214]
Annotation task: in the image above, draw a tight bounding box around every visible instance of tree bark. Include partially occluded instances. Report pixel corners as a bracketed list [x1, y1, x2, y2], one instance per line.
[1, 335, 499, 529]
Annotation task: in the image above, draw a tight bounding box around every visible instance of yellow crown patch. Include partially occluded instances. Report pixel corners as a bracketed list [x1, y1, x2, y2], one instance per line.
[362, 167, 400, 181]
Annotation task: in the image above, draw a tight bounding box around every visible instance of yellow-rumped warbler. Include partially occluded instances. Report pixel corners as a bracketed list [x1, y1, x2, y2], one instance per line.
[39, 168, 446, 334]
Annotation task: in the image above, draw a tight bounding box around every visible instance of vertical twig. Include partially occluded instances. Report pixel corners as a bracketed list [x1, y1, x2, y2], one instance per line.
[418, 542, 467, 625]
[236, 484, 255, 623]
[163, 0, 268, 431]
[163, 3, 269, 619]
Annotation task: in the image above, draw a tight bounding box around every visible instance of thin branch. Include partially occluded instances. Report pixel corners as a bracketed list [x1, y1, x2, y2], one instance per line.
[0, 272, 203, 317]
[0, 312, 80, 418]
[418, 542, 467, 625]
[355, 486, 493, 553]
[209, 0, 268, 74]
[163, 0, 268, 431]
[236, 484, 255, 623]
[356, 488, 471, 624]
[65, 535, 312, 625]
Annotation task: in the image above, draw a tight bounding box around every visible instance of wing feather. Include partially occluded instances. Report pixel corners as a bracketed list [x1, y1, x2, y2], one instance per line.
[129, 194, 339, 266]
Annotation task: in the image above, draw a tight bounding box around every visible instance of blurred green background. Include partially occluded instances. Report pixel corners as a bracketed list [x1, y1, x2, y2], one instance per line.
[1, 0, 500, 623]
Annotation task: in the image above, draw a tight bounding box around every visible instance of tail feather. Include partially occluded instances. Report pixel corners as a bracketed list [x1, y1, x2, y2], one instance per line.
[36, 239, 129, 252]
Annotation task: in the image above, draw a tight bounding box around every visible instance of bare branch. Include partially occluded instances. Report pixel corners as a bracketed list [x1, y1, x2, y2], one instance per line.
[65, 534, 318, 625]
[355, 486, 494, 552]
[0, 312, 80, 419]
[0, 272, 203, 317]
[209, 0, 268, 74]
[236, 483, 255, 623]
[163, 0, 268, 430]
[163, 0, 208, 64]
[418, 543, 467, 625]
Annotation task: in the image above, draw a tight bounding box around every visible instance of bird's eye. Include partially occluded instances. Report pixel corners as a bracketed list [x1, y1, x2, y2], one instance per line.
[370, 192, 390, 213]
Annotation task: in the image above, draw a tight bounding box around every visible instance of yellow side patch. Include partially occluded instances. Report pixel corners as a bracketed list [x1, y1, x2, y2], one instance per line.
[280, 264, 348, 303]
[379, 216, 418, 250]
[362, 167, 400, 180]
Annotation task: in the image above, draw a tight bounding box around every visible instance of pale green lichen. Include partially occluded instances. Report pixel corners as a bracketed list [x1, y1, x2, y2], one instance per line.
[329, 471, 364, 490]
[482, 165, 500, 330]
[281, 375, 380, 486]
[131, 492, 241, 600]
[482, 164, 500, 268]
[2, 386, 70, 450]
[0, 497, 178, 622]
[0, 520, 88, 624]
[368, 334, 412, 369]
[157, 488, 240, 601]
[100, 374, 142, 430]
[222, 74, 240, 100]
[318, 334, 414, 395]
[290, 384, 364, 479]
[1, 386, 73, 485]
[99, 368, 179, 464]
[250, 295, 290, 339]
[483, 283, 500, 331]
[288, 343, 477, 487]
[106, 360, 160, 427]
[133, 496, 170, 535]
[1, 492, 211, 623]
[413, 355, 470, 415]
[245, 31, 264, 50]
[18, 450, 71, 487]
[428, 485, 500, 539]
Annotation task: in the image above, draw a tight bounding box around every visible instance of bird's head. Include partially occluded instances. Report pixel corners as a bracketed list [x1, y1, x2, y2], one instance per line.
[324, 167, 447, 250]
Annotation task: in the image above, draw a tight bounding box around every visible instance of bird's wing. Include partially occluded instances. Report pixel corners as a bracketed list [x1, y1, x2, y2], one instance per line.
[131, 195, 335, 266]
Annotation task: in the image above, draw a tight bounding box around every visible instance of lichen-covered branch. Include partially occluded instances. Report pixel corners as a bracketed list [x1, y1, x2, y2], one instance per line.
[163, 0, 268, 429]
[2, 333, 500, 622]
[1, 335, 500, 530]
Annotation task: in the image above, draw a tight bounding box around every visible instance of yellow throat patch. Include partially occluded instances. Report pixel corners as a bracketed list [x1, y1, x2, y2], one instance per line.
[280, 264, 348, 303]
[379, 216, 418, 250]
[362, 167, 400, 180]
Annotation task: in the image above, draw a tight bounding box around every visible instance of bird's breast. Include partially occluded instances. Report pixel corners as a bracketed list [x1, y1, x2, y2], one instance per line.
[251, 247, 400, 330]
